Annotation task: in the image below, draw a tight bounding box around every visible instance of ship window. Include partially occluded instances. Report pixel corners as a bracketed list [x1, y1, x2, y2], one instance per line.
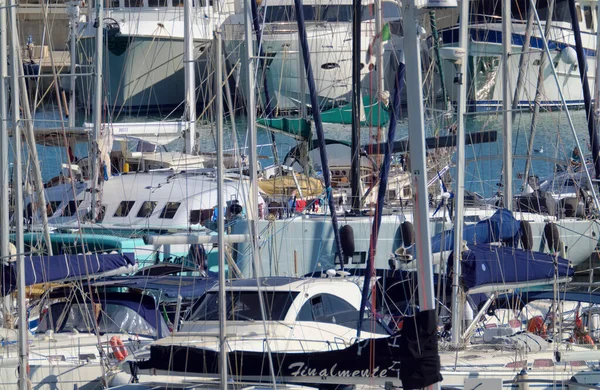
[576, 4, 583, 22]
[172, 0, 183, 5]
[137, 201, 157, 218]
[189, 209, 202, 224]
[584, 6, 594, 29]
[159, 202, 181, 219]
[297, 294, 357, 324]
[62, 200, 83, 217]
[381, 1, 400, 19]
[148, 0, 167, 6]
[263, 5, 354, 23]
[189, 291, 298, 321]
[110, 0, 121, 7]
[124, 0, 144, 7]
[97, 206, 106, 223]
[48, 201, 61, 215]
[114, 201, 135, 217]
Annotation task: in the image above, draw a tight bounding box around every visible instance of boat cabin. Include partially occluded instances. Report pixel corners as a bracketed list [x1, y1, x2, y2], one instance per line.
[181, 276, 390, 349]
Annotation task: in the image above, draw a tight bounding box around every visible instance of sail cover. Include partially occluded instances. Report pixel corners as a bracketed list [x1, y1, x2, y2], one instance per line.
[431, 208, 521, 253]
[132, 310, 441, 389]
[1, 252, 136, 296]
[450, 244, 573, 293]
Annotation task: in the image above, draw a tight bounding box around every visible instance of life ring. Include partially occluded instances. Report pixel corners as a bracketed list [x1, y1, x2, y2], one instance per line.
[110, 336, 129, 361]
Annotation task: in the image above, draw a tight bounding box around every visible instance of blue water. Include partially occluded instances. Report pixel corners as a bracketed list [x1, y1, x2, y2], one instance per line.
[25, 104, 594, 199]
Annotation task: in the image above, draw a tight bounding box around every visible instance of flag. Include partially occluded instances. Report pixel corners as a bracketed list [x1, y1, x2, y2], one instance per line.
[381, 23, 391, 42]
[366, 23, 392, 62]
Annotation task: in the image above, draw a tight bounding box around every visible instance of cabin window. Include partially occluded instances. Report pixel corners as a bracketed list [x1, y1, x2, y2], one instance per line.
[189, 209, 202, 224]
[172, 0, 183, 5]
[159, 202, 181, 219]
[62, 200, 83, 217]
[381, 1, 400, 19]
[48, 201, 61, 215]
[148, 0, 167, 7]
[296, 293, 357, 325]
[584, 6, 594, 29]
[576, 4, 583, 22]
[137, 201, 157, 218]
[114, 201, 135, 217]
[36, 302, 160, 337]
[97, 206, 106, 223]
[124, 0, 144, 7]
[110, 0, 121, 7]
[189, 291, 298, 321]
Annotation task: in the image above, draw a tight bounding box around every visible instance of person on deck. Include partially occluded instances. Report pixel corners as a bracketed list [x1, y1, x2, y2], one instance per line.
[571, 146, 582, 171]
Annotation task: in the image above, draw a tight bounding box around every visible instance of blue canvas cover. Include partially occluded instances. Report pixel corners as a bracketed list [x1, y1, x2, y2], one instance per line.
[94, 275, 216, 299]
[450, 244, 572, 291]
[1, 252, 135, 295]
[431, 208, 521, 253]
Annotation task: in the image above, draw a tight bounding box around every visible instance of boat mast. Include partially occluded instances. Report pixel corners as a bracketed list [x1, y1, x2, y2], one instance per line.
[250, 0, 279, 165]
[0, 0, 10, 321]
[403, 4, 439, 389]
[513, 0, 536, 122]
[68, 0, 78, 129]
[450, 0, 468, 349]
[568, 0, 600, 179]
[90, 0, 103, 220]
[596, 0, 600, 135]
[8, 0, 28, 385]
[522, 0, 553, 191]
[502, 0, 513, 209]
[357, 44, 405, 340]
[184, 0, 196, 154]
[350, 0, 362, 213]
[214, 29, 227, 388]
[293, 0, 345, 265]
[243, 0, 260, 279]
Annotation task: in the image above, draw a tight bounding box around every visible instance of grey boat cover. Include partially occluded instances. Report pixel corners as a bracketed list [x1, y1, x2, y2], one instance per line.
[487, 332, 549, 352]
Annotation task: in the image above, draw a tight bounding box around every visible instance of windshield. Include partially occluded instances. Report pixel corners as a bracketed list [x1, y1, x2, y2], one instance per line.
[36, 302, 159, 337]
[190, 291, 298, 321]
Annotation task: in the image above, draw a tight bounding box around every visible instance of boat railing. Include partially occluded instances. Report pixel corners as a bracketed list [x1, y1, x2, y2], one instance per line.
[256, 337, 349, 354]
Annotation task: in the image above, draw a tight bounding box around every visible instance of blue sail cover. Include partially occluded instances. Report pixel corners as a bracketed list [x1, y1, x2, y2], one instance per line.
[93, 275, 217, 299]
[452, 244, 573, 292]
[1, 252, 135, 296]
[431, 208, 521, 253]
